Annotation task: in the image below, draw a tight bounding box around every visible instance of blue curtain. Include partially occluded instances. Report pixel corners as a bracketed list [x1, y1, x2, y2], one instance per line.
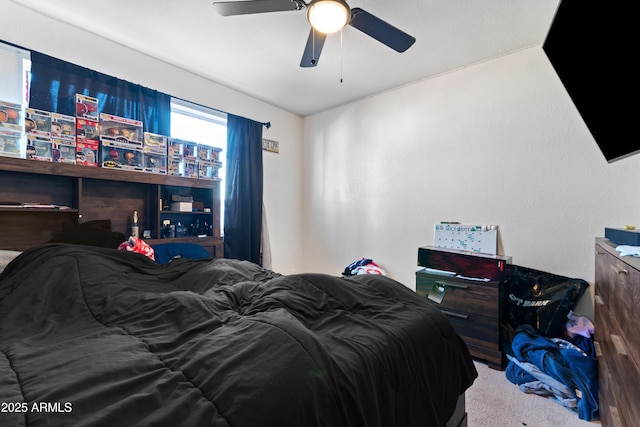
[29, 51, 170, 135]
[224, 114, 263, 264]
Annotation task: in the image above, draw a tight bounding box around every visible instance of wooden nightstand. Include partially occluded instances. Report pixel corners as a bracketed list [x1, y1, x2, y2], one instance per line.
[416, 246, 511, 370]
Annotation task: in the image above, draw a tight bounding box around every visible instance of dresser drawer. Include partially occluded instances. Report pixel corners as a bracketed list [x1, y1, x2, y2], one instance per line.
[416, 272, 500, 319]
[445, 312, 500, 351]
[597, 248, 640, 313]
[605, 334, 640, 426]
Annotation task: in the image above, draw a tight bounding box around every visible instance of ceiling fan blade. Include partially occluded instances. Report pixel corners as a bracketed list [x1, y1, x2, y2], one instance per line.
[300, 28, 327, 67]
[213, 0, 302, 17]
[349, 7, 416, 53]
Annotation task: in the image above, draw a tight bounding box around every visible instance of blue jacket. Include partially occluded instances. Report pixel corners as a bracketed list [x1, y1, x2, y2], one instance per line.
[506, 324, 598, 421]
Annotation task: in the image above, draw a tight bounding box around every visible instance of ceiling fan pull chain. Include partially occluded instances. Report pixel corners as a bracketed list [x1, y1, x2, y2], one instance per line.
[340, 27, 344, 83]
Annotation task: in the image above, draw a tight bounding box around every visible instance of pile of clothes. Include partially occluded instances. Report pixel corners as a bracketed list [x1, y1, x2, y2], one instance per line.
[505, 319, 598, 421]
[342, 258, 387, 276]
[118, 236, 155, 260]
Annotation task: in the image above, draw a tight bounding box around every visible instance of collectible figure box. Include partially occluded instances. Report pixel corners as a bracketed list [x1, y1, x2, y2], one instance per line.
[52, 137, 76, 164]
[198, 144, 212, 161]
[26, 134, 52, 162]
[183, 158, 198, 178]
[76, 118, 99, 167]
[75, 94, 99, 120]
[99, 114, 144, 171]
[144, 152, 167, 174]
[182, 140, 197, 160]
[198, 160, 222, 180]
[198, 161, 212, 179]
[100, 113, 143, 146]
[75, 139, 99, 166]
[144, 132, 168, 154]
[168, 138, 185, 159]
[142, 132, 167, 174]
[210, 146, 222, 161]
[0, 129, 22, 158]
[25, 108, 51, 138]
[76, 118, 100, 141]
[197, 145, 222, 162]
[51, 113, 76, 142]
[101, 139, 144, 171]
[0, 100, 22, 132]
[168, 158, 183, 176]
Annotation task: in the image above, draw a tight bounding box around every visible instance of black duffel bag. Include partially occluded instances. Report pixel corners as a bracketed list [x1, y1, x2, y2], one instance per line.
[504, 265, 589, 337]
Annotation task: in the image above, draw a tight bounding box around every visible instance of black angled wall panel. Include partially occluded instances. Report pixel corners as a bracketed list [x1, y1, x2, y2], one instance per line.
[543, 1, 637, 162]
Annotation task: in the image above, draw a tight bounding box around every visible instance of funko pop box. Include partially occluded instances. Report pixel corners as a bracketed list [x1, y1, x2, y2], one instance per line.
[100, 113, 143, 144]
[0, 129, 22, 158]
[101, 138, 144, 172]
[25, 108, 51, 138]
[75, 94, 99, 120]
[51, 113, 76, 142]
[52, 137, 76, 164]
[143, 132, 167, 174]
[168, 157, 183, 176]
[75, 139, 99, 167]
[26, 133, 52, 162]
[0, 100, 22, 132]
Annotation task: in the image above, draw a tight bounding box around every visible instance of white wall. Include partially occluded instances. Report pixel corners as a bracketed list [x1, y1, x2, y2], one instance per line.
[302, 47, 640, 317]
[0, 0, 304, 275]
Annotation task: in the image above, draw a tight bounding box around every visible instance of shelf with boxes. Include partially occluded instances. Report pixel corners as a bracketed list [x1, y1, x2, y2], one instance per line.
[0, 94, 223, 181]
[0, 156, 222, 257]
[415, 246, 512, 370]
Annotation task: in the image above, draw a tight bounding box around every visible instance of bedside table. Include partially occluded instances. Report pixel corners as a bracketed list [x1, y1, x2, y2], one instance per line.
[416, 246, 511, 370]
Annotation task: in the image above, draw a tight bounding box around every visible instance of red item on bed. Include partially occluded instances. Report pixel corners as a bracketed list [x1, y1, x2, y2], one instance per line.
[118, 236, 155, 260]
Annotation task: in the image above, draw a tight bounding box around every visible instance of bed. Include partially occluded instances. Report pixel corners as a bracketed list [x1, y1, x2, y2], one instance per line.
[0, 242, 477, 427]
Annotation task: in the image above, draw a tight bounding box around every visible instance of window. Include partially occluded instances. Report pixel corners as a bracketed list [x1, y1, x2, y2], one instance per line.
[170, 99, 227, 233]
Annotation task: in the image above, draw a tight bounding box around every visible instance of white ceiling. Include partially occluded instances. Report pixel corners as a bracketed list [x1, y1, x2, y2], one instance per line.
[13, 0, 560, 117]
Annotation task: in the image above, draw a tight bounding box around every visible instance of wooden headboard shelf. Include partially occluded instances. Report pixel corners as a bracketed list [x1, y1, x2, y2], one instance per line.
[0, 155, 213, 188]
[0, 157, 222, 255]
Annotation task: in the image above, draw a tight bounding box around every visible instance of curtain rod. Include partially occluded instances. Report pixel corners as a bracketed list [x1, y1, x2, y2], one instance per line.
[0, 38, 272, 129]
[172, 95, 270, 129]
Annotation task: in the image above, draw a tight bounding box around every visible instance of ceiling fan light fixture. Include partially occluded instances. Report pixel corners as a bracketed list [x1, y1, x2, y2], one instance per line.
[306, 0, 350, 34]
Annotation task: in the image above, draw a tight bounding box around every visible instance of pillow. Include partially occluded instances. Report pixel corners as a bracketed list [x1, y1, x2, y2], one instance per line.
[0, 250, 22, 273]
[151, 243, 211, 264]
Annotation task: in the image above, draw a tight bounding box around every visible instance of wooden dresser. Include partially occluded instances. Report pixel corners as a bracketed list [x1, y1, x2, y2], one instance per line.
[0, 157, 223, 256]
[594, 237, 640, 427]
[416, 246, 511, 370]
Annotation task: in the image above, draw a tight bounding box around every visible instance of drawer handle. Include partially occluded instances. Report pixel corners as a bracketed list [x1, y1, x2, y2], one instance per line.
[441, 309, 468, 320]
[436, 281, 468, 290]
[609, 264, 628, 275]
[609, 406, 623, 427]
[610, 334, 628, 357]
[594, 341, 602, 358]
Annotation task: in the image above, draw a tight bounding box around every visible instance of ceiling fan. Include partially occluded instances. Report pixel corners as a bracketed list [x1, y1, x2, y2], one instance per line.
[212, 0, 416, 67]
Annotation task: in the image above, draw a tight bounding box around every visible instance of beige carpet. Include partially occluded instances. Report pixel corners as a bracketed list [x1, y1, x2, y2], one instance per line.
[465, 361, 600, 427]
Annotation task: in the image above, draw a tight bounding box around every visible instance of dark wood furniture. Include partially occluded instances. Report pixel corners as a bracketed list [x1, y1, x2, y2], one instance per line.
[594, 237, 640, 427]
[416, 246, 511, 370]
[0, 156, 222, 257]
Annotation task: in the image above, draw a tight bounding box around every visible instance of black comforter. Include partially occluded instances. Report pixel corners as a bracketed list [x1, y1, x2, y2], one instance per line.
[0, 244, 476, 427]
